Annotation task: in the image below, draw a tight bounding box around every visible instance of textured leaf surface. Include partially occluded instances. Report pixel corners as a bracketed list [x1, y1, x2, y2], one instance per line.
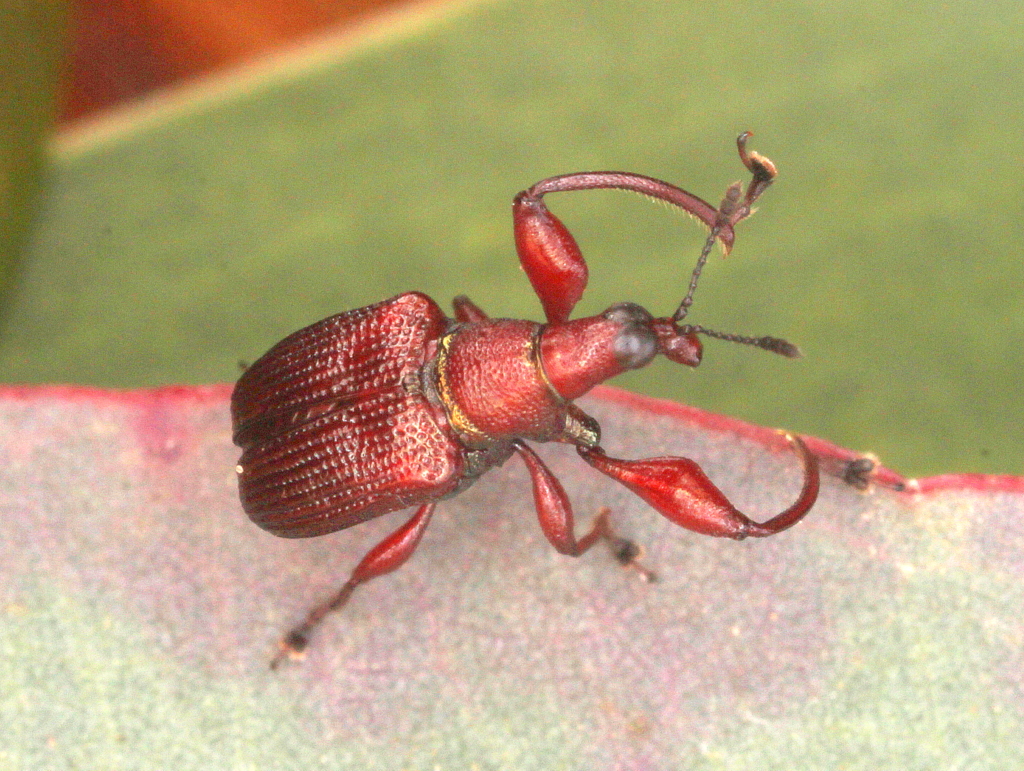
[2, 384, 1022, 769]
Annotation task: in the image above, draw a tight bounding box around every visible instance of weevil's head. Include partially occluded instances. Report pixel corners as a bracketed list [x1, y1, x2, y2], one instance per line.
[538, 301, 798, 402]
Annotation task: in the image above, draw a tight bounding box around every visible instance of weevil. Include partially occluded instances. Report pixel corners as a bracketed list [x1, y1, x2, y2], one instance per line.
[231, 133, 820, 667]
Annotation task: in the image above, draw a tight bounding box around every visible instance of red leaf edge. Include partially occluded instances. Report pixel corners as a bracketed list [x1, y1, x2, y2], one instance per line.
[2, 381, 1021, 496]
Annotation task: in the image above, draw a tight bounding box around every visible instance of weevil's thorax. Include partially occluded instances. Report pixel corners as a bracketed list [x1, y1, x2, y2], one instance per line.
[429, 318, 569, 448]
[427, 304, 671, 452]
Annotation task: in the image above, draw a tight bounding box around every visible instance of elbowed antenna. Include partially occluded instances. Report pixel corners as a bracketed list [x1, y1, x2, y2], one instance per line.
[676, 325, 802, 359]
[668, 133, 798, 360]
[672, 132, 777, 326]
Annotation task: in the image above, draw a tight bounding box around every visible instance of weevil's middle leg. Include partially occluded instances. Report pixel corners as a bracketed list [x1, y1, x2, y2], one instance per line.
[513, 441, 656, 581]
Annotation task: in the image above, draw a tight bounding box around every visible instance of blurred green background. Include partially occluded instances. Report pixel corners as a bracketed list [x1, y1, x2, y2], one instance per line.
[2, 0, 1022, 479]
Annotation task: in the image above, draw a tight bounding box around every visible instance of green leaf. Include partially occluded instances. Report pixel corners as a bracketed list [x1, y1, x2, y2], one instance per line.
[1, 2, 1021, 482]
[0, 2, 67, 304]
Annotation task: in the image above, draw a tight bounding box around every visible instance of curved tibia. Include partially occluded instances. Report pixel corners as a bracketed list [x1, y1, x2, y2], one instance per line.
[578, 433, 819, 540]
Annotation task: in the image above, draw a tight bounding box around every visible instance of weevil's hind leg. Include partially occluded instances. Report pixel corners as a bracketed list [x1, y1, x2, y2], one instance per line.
[452, 295, 489, 322]
[578, 434, 819, 540]
[270, 502, 436, 669]
[513, 442, 654, 581]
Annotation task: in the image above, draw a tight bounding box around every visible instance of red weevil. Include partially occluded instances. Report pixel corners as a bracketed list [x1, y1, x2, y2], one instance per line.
[231, 133, 820, 667]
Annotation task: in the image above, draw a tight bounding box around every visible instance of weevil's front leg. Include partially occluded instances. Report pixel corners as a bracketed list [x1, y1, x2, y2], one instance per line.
[512, 186, 589, 325]
[270, 502, 436, 669]
[512, 135, 778, 326]
[513, 172, 730, 325]
[578, 434, 819, 540]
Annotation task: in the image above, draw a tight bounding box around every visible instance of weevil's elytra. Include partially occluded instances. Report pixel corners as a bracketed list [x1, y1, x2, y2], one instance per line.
[233, 292, 463, 538]
[231, 133, 820, 668]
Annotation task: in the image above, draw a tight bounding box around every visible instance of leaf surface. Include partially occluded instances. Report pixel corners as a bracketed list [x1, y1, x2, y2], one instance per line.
[3, 384, 1022, 769]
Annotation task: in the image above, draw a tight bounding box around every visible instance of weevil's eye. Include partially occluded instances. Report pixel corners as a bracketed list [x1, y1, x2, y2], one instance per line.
[614, 325, 658, 369]
[603, 302, 653, 327]
[604, 304, 657, 370]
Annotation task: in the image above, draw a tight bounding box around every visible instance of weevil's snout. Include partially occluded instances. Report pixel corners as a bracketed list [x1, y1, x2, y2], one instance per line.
[539, 304, 707, 401]
[602, 304, 704, 369]
[601, 303, 704, 369]
[539, 304, 661, 401]
[651, 317, 703, 367]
